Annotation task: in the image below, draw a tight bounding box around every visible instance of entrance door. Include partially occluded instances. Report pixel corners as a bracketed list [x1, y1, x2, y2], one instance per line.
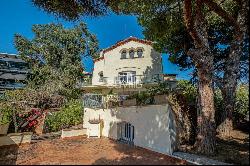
[118, 71, 136, 84]
[118, 122, 134, 144]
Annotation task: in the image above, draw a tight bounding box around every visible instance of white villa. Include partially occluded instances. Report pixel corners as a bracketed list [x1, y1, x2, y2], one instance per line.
[82, 36, 177, 94]
[82, 37, 178, 155]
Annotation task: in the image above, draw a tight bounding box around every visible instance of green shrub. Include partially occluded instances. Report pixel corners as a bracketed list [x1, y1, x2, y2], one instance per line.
[44, 100, 83, 132]
[214, 89, 224, 126]
[0, 100, 13, 125]
[147, 82, 173, 96]
[215, 84, 249, 125]
[127, 91, 154, 105]
[176, 80, 197, 104]
[235, 85, 249, 122]
[0, 105, 12, 125]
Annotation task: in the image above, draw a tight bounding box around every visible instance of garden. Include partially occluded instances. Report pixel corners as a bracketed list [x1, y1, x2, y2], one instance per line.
[0, 22, 98, 138]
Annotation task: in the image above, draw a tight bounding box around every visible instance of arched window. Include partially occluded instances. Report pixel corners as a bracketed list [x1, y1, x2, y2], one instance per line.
[129, 50, 135, 59]
[121, 50, 127, 59]
[98, 71, 104, 82]
[137, 49, 143, 58]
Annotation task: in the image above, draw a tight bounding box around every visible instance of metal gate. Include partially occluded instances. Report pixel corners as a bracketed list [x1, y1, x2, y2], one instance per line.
[118, 122, 134, 145]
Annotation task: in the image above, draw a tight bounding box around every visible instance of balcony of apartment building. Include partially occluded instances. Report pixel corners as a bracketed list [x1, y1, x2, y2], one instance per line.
[0, 54, 30, 94]
[0, 58, 30, 74]
[0, 80, 25, 90]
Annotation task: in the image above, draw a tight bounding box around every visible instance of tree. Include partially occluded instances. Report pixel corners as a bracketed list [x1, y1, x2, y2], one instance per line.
[14, 22, 99, 98]
[108, 0, 248, 153]
[5, 22, 99, 132]
[32, 0, 110, 20]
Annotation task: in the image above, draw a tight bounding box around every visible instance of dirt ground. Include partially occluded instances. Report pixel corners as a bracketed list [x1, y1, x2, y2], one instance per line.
[180, 129, 249, 165]
[212, 130, 249, 165]
[0, 137, 187, 165]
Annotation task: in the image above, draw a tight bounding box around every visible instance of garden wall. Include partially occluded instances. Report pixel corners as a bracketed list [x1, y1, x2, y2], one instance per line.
[83, 104, 177, 154]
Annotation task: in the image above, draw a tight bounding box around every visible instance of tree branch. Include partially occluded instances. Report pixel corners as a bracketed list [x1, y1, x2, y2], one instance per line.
[183, 0, 202, 46]
[203, 0, 239, 30]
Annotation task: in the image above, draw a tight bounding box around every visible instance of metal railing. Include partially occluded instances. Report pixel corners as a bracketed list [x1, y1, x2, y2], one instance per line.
[83, 93, 104, 109]
[0, 67, 30, 74]
[80, 74, 164, 87]
[83, 93, 130, 109]
[114, 74, 163, 85]
[99, 77, 108, 84]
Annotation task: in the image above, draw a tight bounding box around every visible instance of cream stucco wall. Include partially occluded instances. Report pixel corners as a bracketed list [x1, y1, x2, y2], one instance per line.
[92, 40, 162, 86]
[83, 104, 177, 155]
[92, 60, 105, 86]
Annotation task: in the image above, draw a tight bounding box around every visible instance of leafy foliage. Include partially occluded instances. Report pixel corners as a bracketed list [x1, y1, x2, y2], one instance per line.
[176, 80, 197, 104]
[109, 0, 249, 83]
[0, 101, 13, 125]
[147, 82, 174, 96]
[235, 85, 249, 121]
[215, 84, 249, 126]
[32, 0, 110, 20]
[12, 22, 99, 109]
[44, 100, 83, 132]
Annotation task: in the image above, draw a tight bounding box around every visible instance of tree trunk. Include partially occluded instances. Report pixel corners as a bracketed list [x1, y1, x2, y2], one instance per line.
[217, 39, 242, 138]
[216, 0, 248, 138]
[183, 0, 216, 155]
[195, 56, 216, 155]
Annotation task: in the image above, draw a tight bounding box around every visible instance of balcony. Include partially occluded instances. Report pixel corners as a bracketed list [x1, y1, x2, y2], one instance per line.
[0, 67, 30, 74]
[80, 74, 164, 89]
[0, 82, 26, 90]
[98, 77, 108, 85]
[114, 74, 163, 86]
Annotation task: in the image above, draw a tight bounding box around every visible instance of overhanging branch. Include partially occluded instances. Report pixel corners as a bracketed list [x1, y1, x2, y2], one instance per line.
[183, 0, 202, 46]
[203, 0, 239, 31]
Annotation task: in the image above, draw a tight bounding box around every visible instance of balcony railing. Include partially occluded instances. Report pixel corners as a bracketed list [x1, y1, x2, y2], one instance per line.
[83, 94, 130, 109]
[80, 74, 164, 87]
[114, 74, 163, 85]
[0, 83, 26, 89]
[99, 77, 108, 84]
[0, 67, 30, 74]
[83, 93, 104, 108]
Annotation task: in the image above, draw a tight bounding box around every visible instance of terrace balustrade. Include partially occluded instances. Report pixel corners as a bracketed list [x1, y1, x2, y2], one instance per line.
[82, 93, 130, 109]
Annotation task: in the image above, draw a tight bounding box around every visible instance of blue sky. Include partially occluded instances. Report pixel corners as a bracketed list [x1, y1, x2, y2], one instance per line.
[0, 0, 192, 80]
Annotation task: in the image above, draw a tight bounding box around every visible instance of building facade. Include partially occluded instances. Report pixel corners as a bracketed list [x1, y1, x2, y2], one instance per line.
[92, 37, 163, 87]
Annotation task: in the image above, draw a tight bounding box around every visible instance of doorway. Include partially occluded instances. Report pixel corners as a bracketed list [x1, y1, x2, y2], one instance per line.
[118, 122, 134, 145]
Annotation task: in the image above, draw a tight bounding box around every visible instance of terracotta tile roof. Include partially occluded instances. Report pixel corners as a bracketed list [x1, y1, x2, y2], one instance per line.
[94, 37, 153, 62]
[94, 56, 104, 62]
